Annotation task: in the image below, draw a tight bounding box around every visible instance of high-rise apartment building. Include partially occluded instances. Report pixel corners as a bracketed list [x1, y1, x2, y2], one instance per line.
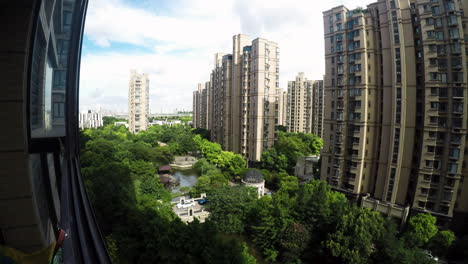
[286, 73, 324, 137]
[287, 73, 314, 133]
[240, 36, 280, 161]
[276, 88, 287, 127]
[322, 0, 467, 226]
[201, 81, 211, 129]
[194, 34, 280, 161]
[210, 53, 232, 149]
[192, 85, 201, 128]
[192, 82, 211, 130]
[128, 70, 149, 133]
[312, 80, 325, 138]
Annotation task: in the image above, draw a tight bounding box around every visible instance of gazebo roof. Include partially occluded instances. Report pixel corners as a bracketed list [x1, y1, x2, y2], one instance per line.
[159, 165, 171, 171]
[244, 169, 264, 184]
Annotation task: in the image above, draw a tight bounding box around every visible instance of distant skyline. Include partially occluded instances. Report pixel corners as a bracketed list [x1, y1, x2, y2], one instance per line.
[79, 0, 375, 112]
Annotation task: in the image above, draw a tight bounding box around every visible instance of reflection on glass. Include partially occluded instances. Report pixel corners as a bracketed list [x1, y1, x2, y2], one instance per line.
[30, 1, 76, 138]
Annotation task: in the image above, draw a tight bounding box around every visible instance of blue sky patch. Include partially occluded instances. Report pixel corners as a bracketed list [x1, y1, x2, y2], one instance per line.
[82, 36, 156, 56]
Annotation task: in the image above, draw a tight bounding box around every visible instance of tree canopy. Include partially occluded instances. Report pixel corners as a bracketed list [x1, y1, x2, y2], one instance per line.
[261, 131, 323, 174]
[80, 124, 459, 263]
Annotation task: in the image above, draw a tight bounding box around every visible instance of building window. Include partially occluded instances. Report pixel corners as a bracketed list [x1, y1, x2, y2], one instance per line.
[336, 23, 342, 31]
[336, 13, 342, 21]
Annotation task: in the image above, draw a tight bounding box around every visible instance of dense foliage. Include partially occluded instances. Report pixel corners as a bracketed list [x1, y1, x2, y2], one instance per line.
[81, 124, 462, 263]
[102, 116, 127, 126]
[81, 124, 256, 263]
[260, 131, 323, 174]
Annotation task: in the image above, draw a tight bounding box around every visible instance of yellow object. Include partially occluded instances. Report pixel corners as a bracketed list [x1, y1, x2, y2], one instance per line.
[0, 243, 56, 264]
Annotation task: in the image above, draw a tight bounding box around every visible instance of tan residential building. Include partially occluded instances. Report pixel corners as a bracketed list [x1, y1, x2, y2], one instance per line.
[276, 88, 287, 127]
[236, 35, 280, 161]
[312, 80, 325, 138]
[192, 83, 203, 128]
[210, 53, 232, 150]
[194, 34, 280, 161]
[287, 73, 314, 133]
[128, 70, 149, 133]
[192, 82, 210, 130]
[322, 0, 467, 226]
[201, 81, 211, 129]
[286, 73, 324, 137]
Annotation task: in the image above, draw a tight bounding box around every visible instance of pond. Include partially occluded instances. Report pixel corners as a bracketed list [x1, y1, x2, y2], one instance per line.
[171, 169, 200, 193]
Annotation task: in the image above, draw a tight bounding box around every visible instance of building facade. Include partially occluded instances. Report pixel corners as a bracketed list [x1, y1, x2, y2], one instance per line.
[286, 73, 324, 137]
[287, 73, 313, 133]
[322, 0, 467, 226]
[128, 70, 149, 133]
[312, 80, 325, 137]
[194, 34, 281, 161]
[276, 88, 287, 127]
[192, 87, 200, 128]
[79, 110, 103, 129]
[192, 82, 211, 130]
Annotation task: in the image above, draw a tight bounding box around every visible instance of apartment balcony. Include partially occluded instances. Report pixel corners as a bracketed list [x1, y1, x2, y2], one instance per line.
[445, 173, 461, 179]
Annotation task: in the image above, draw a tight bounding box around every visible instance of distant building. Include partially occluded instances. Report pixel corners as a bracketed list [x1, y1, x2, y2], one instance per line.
[149, 120, 183, 126]
[312, 80, 324, 138]
[192, 82, 210, 130]
[277, 88, 287, 127]
[79, 110, 103, 129]
[286, 73, 324, 137]
[193, 34, 281, 161]
[128, 70, 149, 133]
[114, 121, 129, 128]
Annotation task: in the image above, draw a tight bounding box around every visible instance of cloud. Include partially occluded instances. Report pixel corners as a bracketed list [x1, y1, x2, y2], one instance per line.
[80, 0, 375, 112]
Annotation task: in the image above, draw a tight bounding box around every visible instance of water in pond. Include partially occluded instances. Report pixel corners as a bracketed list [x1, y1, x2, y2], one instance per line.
[171, 169, 200, 193]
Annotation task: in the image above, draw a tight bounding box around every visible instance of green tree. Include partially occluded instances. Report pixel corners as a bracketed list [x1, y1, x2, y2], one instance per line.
[324, 207, 385, 264]
[103, 116, 127, 126]
[206, 186, 257, 234]
[428, 230, 456, 258]
[404, 213, 438, 248]
[294, 180, 349, 261]
[82, 162, 136, 234]
[240, 243, 257, 264]
[192, 127, 211, 140]
[279, 222, 311, 263]
[260, 131, 323, 174]
[139, 176, 172, 202]
[260, 148, 288, 172]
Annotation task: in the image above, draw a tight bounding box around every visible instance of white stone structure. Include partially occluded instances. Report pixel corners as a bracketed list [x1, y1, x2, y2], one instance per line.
[241, 169, 265, 198]
[79, 110, 103, 129]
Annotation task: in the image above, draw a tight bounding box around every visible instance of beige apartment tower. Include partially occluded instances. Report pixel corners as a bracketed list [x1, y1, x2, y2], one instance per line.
[312, 80, 325, 138]
[128, 70, 149, 133]
[276, 88, 287, 127]
[192, 82, 211, 130]
[193, 34, 280, 161]
[192, 84, 202, 129]
[286, 73, 324, 137]
[322, 0, 468, 227]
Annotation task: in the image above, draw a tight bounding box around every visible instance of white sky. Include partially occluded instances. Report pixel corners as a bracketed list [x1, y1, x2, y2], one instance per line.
[79, 0, 375, 113]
